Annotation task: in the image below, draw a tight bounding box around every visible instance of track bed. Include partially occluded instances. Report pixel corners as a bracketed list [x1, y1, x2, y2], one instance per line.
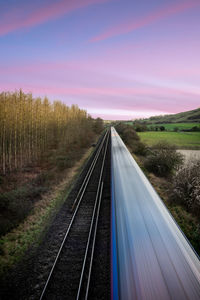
[0, 131, 111, 300]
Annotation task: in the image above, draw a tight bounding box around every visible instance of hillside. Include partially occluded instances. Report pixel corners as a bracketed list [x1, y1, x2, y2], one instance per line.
[141, 107, 200, 124]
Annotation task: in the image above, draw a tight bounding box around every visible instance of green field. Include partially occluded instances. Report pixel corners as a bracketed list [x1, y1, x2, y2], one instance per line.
[142, 107, 200, 123]
[147, 123, 200, 131]
[138, 131, 200, 149]
[126, 121, 200, 131]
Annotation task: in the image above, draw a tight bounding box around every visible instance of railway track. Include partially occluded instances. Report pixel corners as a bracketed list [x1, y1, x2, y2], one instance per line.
[39, 129, 111, 300]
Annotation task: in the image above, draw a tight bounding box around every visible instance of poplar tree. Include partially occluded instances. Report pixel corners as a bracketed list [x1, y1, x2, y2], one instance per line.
[0, 90, 95, 174]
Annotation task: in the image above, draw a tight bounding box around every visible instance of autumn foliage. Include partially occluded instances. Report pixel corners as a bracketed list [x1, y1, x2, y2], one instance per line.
[0, 90, 96, 175]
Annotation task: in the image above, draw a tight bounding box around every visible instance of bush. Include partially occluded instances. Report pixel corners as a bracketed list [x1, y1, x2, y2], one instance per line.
[56, 157, 73, 170]
[192, 126, 200, 132]
[0, 185, 48, 236]
[116, 123, 146, 155]
[32, 172, 54, 186]
[134, 123, 147, 132]
[122, 128, 139, 145]
[94, 118, 104, 134]
[0, 217, 13, 237]
[0, 187, 32, 236]
[144, 142, 183, 177]
[79, 131, 94, 148]
[171, 160, 200, 216]
[115, 123, 126, 135]
[160, 126, 165, 131]
[132, 141, 147, 155]
[116, 123, 139, 143]
[56, 152, 78, 170]
[192, 225, 200, 253]
[8, 193, 31, 221]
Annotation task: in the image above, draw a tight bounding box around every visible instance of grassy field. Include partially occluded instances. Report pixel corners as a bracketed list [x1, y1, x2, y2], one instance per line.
[138, 131, 200, 149]
[142, 107, 200, 123]
[126, 121, 200, 130]
[147, 123, 200, 131]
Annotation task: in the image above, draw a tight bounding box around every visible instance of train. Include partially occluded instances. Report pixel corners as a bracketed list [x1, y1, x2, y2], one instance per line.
[111, 127, 200, 300]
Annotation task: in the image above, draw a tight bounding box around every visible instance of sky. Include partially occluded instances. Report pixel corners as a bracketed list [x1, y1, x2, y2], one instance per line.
[0, 0, 200, 120]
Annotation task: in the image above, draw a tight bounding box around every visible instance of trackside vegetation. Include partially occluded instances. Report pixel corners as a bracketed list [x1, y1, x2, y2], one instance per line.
[115, 123, 147, 155]
[116, 123, 183, 177]
[115, 125, 200, 255]
[171, 160, 200, 217]
[0, 90, 97, 174]
[144, 142, 183, 177]
[0, 148, 93, 276]
[0, 90, 104, 238]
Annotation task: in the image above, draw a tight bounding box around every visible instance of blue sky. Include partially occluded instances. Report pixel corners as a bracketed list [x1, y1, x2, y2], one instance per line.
[1, 0, 200, 119]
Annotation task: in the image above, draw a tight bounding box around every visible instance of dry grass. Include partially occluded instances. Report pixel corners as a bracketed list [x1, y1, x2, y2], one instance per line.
[0, 147, 93, 276]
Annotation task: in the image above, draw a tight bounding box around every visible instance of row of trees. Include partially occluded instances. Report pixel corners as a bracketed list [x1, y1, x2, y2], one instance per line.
[132, 123, 165, 132]
[0, 90, 96, 174]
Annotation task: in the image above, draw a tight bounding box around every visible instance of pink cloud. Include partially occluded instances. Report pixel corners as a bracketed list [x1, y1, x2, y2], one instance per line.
[1, 58, 200, 99]
[1, 81, 199, 118]
[1, 81, 199, 101]
[91, 0, 200, 42]
[0, 0, 108, 36]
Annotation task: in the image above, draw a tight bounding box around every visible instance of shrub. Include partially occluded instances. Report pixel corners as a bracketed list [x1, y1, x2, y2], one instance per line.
[79, 131, 94, 148]
[144, 142, 183, 177]
[94, 118, 104, 134]
[8, 193, 31, 221]
[116, 123, 146, 155]
[115, 123, 127, 135]
[134, 124, 147, 132]
[191, 126, 200, 132]
[192, 225, 200, 253]
[0, 217, 13, 237]
[116, 123, 139, 143]
[0, 185, 48, 236]
[123, 127, 139, 144]
[160, 126, 165, 131]
[56, 155, 74, 170]
[32, 171, 56, 186]
[132, 141, 147, 155]
[0, 187, 32, 236]
[170, 160, 200, 216]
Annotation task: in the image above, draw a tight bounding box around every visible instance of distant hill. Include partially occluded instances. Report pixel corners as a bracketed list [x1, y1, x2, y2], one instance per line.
[141, 108, 200, 124]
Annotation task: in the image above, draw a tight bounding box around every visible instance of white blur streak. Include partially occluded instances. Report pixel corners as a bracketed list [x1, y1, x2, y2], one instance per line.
[111, 127, 200, 300]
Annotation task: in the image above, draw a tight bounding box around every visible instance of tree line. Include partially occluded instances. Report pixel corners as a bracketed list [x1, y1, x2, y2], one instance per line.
[0, 90, 98, 175]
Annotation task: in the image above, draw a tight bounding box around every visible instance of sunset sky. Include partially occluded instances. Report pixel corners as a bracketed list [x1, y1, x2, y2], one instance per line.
[1, 0, 200, 120]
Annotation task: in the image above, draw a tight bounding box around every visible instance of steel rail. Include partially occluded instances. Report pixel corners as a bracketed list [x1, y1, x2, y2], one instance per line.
[76, 182, 104, 300]
[71, 130, 108, 211]
[76, 131, 109, 299]
[85, 181, 104, 300]
[39, 130, 109, 300]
